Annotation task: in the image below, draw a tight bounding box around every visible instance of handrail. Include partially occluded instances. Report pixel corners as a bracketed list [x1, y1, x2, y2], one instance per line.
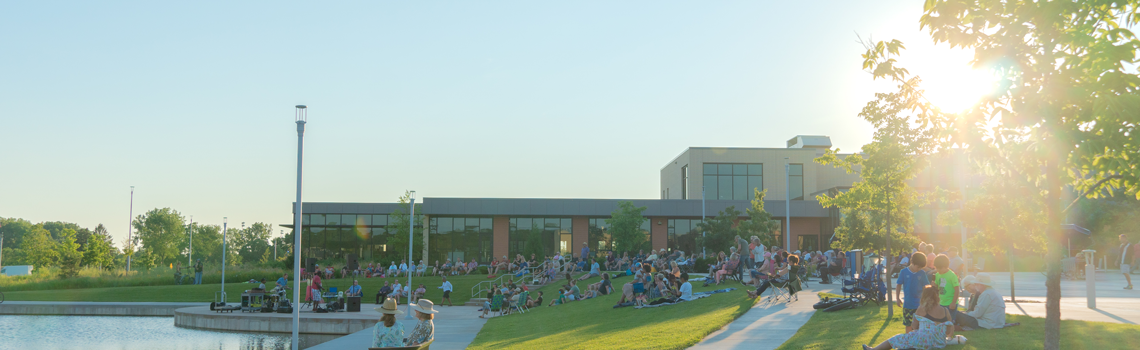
[472, 275, 507, 298]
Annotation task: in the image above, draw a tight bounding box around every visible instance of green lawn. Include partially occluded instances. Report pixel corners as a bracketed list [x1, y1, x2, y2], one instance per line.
[3, 274, 492, 306]
[777, 303, 1140, 350]
[467, 274, 756, 350]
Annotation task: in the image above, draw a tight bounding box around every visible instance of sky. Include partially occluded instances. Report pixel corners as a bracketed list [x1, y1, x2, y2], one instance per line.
[0, 1, 990, 247]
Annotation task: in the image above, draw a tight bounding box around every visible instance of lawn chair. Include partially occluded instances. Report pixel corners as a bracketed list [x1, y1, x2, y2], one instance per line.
[511, 291, 530, 314]
[766, 266, 804, 303]
[488, 294, 505, 317]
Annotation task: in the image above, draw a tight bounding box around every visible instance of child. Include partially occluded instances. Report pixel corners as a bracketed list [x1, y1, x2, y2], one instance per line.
[895, 252, 930, 333]
[932, 254, 960, 340]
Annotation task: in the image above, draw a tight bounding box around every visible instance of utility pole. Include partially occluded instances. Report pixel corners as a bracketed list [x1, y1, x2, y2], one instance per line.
[701, 185, 706, 258]
[886, 174, 894, 319]
[405, 191, 417, 319]
[222, 217, 228, 297]
[188, 216, 194, 266]
[785, 158, 791, 252]
[127, 186, 135, 273]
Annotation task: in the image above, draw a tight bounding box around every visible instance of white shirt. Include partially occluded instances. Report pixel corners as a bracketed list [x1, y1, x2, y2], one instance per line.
[967, 287, 1006, 329]
[753, 245, 766, 261]
[393, 283, 402, 293]
[1123, 243, 1132, 265]
[399, 263, 408, 271]
[900, 256, 910, 265]
[678, 282, 693, 301]
[389, 264, 397, 271]
[439, 281, 453, 292]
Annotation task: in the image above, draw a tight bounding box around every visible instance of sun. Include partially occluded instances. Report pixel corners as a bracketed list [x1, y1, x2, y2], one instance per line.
[920, 67, 998, 114]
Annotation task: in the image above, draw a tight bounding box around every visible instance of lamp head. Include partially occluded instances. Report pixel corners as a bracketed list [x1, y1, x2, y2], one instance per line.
[295, 105, 307, 122]
[409, 190, 417, 200]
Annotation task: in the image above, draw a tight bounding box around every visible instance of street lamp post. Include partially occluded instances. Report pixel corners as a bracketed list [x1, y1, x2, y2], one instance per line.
[701, 185, 706, 258]
[291, 105, 307, 350]
[188, 216, 194, 266]
[785, 158, 791, 252]
[222, 217, 228, 298]
[127, 186, 135, 273]
[405, 191, 417, 319]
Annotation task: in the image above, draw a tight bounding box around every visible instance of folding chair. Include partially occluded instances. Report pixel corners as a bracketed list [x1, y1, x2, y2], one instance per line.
[766, 266, 803, 303]
[488, 295, 505, 317]
[511, 291, 530, 314]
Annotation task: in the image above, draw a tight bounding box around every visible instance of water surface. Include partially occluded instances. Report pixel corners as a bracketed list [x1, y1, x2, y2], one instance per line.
[0, 315, 339, 350]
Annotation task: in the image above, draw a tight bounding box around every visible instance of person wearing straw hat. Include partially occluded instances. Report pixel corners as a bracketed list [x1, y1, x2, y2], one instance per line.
[372, 298, 406, 348]
[955, 273, 1018, 331]
[406, 299, 438, 346]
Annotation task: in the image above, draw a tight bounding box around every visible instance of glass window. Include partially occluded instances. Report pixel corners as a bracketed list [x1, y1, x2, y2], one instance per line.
[718, 175, 733, 200]
[789, 164, 804, 200]
[310, 214, 325, 226]
[372, 215, 388, 226]
[703, 163, 717, 175]
[438, 217, 453, 233]
[718, 164, 732, 175]
[748, 164, 763, 175]
[302, 214, 310, 225]
[325, 214, 340, 226]
[357, 215, 371, 226]
[748, 175, 763, 198]
[341, 215, 356, 226]
[703, 175, 716, 197]
[733, 164, 747, 175]
[734, 175, 747, 200]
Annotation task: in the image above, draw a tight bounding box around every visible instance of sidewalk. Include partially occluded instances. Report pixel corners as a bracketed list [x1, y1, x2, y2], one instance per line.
[308, 305, 486, 350]
[689, 280, 840, 350]
[981, 271, 1140, 325]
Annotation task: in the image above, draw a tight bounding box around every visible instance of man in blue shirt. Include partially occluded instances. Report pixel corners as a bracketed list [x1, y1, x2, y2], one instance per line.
[895, 252, 930, 333]
[276, 274, 288, 290]
[581, 242, 591, 261]
[346, 279, 362, 297]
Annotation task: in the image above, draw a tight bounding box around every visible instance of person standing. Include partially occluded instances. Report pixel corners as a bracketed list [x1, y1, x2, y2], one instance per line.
[439, 276, 454, 306]
[581, 242, 591, 261]
[193, 259, 204, 285]
[896, 252, 929, 334]
[1120, 234, 1134, 290]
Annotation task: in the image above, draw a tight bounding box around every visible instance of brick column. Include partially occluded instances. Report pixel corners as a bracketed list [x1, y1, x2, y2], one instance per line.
[650, 217, 668, 252]
[572, 216, 589, 258]
[493, 216, 510, 259]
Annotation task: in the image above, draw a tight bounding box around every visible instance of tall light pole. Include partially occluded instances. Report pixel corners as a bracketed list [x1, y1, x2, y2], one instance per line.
[127, 186, 135, 273]
[291, 105, 307, 350]
[701, 185, 706, 258]
[188, 216, 194, 266]
[405, 190, 417, 319]
[222, 217, 228, 298]
[784, 158, 791, 252]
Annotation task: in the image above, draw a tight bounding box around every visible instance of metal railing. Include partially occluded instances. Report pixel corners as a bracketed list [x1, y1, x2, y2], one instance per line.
[472, 275, 507, 298]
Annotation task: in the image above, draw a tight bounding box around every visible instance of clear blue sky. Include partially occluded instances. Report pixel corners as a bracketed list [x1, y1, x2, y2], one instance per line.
[1, 1, 980, 247]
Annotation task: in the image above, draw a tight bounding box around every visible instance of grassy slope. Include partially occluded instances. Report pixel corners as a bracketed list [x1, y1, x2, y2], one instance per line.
[2, 274, 491, 306]
[467, 274, 756, 350]
[777, 303, 1140, 350]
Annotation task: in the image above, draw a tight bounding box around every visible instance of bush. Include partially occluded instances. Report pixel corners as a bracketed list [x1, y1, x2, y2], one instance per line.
[0, 264, 289, 292]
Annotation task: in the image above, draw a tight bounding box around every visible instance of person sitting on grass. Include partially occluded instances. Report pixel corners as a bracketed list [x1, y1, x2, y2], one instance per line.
[375, 281, 392, 304]
[648, 272, 690, 305]
[413, 284, 427, 302]
[494, 256, 509, 276]
[399, 260, 409, 277]
[417, 260, 428, 277]
[862, 286, 955, 350]
[391, 280, 404, 302]
[579, 259, 602, 281]
[895, 251, 929, 334]
[527, 291, 544, 308]
[548, 288, 567, 306]
[465, 258, 478, 275]
[588, 273, 613, 295]
[432, 260, 441, 276]
[955, 274, 1018, 331]
[567, 279, 582, 301]
[388, 262, 398, 277]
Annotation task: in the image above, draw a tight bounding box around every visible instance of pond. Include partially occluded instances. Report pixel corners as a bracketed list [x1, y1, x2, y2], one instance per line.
[0, 315, 340, 350]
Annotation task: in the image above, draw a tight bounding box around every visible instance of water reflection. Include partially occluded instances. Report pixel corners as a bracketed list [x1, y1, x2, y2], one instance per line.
[0, 315, 339, 350]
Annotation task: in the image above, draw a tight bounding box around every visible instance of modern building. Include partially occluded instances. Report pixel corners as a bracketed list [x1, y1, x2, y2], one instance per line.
[289, 135, 972, 264]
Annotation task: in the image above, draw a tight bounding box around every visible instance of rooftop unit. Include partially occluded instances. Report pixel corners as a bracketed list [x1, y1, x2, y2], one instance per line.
[786, 135, 832, 149]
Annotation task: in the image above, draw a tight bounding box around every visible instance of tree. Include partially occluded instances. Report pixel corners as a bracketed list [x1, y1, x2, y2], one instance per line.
[190, 224, 223, 263]
[696, 206, 742, 255]
[21, 225, 57, 268]
[522, 225, 547, 259]
[133, 208, 186, 268]
[737, 189, 782, 248]
[83, 224, 117, 269]
[386, 191, 425, 263]
[606, 201, 648, 254]
[56, 228, 83, 278]
[230, 222, 272, 264]
[918, 2, 1140, 347]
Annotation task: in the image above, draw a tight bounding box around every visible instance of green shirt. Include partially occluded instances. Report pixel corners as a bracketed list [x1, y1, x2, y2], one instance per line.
[934, 270, 960, 306]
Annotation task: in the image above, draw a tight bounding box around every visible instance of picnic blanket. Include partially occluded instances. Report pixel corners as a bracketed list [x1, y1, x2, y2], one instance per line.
[633, 288, 735, 309]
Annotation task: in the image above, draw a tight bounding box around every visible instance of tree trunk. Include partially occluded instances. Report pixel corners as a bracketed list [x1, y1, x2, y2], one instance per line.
[1043, 160, 1063, 350]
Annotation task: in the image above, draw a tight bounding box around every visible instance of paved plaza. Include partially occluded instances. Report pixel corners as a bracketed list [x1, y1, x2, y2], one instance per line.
[308, 305, 487, 350]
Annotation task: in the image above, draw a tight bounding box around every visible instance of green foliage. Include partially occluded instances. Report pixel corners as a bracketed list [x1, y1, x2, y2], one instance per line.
[21, 226, 58, 268]
[605, 201, 648, 254]
[82, 225, 117, 270]
[385, 191, 425, 263]
[523, 226, 547, 259]
[133, 208, 186, 268]
[190, 224, 223, 264]
[737, 189, 782, 248]
[696, 206, 741, 255]
[229, 222, 273, 265]
[55, 229, 83, 278]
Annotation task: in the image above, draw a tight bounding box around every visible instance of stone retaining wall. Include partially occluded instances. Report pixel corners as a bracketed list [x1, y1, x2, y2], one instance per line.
[0, 302, 196, 316]
[173, 307, 377, 335]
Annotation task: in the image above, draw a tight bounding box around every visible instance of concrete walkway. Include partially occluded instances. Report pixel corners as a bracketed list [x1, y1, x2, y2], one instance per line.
[689, 280, 841, 350]
[308, 305, 486, 350]
[981, 271, 1140, 324]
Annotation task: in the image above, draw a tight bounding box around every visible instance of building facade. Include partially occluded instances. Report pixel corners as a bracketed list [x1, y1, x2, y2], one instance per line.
[290, 135, 973, 264]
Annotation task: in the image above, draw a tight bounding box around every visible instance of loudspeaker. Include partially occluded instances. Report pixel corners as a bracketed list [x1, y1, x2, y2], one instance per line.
[347, 254, 359, 271]
[346, 296, 361, 312]
[307, 258, 319, 273]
